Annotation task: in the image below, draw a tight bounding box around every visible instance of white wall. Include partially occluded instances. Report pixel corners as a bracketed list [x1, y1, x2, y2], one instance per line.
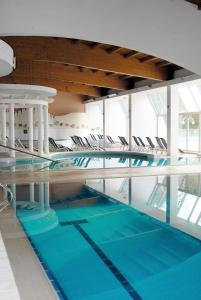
[49, 112, 88, 140]
[1, 0, 201, 76]
[0, 109, 88, 142]
[132, 92, 157, 140]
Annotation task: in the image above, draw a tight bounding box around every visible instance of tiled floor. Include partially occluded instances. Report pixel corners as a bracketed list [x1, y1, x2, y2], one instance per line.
[0, 232, 20, 300]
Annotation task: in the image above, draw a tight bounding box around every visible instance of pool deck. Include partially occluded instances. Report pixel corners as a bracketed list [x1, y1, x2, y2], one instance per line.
[0, 163, 201, 185]
[0, 207, 59, 300]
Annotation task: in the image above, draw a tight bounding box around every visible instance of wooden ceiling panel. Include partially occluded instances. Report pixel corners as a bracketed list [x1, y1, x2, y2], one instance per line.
[2, 37, 168, 81]
[7, 60, 129, 90]
[0, 76, 102, 97]
[0, 36, 181, 99]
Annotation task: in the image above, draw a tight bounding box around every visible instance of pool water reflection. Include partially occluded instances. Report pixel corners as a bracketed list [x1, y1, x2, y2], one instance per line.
[12, 173, 201, 299]
[1, 153, 201, 173]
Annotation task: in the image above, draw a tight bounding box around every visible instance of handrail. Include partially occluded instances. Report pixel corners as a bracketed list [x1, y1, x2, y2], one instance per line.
[0, 183, 13, 212]
[0, 143, 55, 162]
[0, 183, 13, 202]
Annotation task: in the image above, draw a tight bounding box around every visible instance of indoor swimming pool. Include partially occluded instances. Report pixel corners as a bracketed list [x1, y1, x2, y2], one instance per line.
[1, 151, 201, 172]
[14, 173, 201, 300]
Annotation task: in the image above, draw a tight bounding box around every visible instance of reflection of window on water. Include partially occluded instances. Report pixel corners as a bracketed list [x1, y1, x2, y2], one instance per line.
[147, 175, 201, 226]
[147, 182, 167, 212]
[118, 178, 129, 201]
[105, 178, 129, 204]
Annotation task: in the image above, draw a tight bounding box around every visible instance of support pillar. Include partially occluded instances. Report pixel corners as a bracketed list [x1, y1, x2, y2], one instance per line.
[167, 86, 179, 157]
[29, 183, 35, 203]
[129, 94, 132, 151]
[44, 182, 50, 209]
[103, 100, 106, 149]
[9, 103, 15, 157]
[43, 105, 49, 154]
[28, 107, 34, 152]
[38, 104, 43, 156]
[1, 108, 7, 148]
[166, 175, 179, 224]
[39, 183, 44, 211]
[11, 184, 16, 214]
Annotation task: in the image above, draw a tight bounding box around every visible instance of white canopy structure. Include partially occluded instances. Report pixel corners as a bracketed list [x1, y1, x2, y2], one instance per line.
[0, 84, 57, 157]
[0, 40, 15, 77]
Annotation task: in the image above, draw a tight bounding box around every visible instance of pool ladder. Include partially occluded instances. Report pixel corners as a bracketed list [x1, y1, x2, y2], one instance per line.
[0, 183, 13, 213]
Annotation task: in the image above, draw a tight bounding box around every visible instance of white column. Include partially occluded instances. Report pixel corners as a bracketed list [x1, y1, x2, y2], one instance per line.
[166, 175, 179, 224]
[28, 107, 34, 152]
[1, 108, 7, 147]
[29, 183, 35, 203]
[167, 86, 179, 156]
[103, 100, 106, 149]
[129, 94, 132, 151]
[9, 103, 15, 158]
[44, 182, 50, 209]
[43, 105, 49, 154]
[38, 104, 43, 155]
[39, 183, 44, 211]
[11, 184, 16, 215]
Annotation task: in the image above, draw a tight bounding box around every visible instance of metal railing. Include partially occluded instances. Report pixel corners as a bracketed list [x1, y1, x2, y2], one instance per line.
[0, 143, 55, 162]
[0, 183, 13, 213]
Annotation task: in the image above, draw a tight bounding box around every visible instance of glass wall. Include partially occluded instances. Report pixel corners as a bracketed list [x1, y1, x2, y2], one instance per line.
[85, 78, 201, 153]
[146, 88, 167, 140]
[85, 101, 103, 134]
[179, 113, 199, 151]
[131, 91, 159, 149]
[177, 84, 201, 152]
[105, 95, 129, 142]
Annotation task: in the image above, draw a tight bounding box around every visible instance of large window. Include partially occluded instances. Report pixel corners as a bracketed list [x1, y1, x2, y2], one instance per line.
[179, 113, 199, 151]
[147, 88, 167, 140]
[85, 79, 201, 153]
[177, 84, 201, 152]
[85, 101, 103, 134]
[105, 95, 129, 141]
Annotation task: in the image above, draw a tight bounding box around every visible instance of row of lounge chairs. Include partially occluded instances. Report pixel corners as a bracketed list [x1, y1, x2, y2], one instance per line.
[49, 135, 181, 154]
[103, 134, 169, 153]
[70, 136, 104, 151]
[132, 136, 184, 154]
[132, 136, 168, 153]
[4, 134, 182, 155]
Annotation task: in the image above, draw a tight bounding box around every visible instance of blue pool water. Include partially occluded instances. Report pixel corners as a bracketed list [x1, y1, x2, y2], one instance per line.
[16, 182, 201, 300]
[2, 151, 201, 172]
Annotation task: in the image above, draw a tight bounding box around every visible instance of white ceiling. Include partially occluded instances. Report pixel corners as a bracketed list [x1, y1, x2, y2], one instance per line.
[0, 0, 201, 76]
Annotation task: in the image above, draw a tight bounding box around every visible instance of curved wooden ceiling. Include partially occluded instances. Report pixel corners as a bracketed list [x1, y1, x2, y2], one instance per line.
[0, 36, 181, 99]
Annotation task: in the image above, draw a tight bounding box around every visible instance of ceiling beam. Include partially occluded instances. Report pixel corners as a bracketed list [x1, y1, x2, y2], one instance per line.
[0, 76, 102, 97]
[90, 42, 104, 49]
[2, 37, 168, 81]
[107, 46, 122, 54]
[4, 60, 129, 90]
[140, 56, 160, 63]
[156, 61, 172, 68]
[123, 51, 140, 59]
